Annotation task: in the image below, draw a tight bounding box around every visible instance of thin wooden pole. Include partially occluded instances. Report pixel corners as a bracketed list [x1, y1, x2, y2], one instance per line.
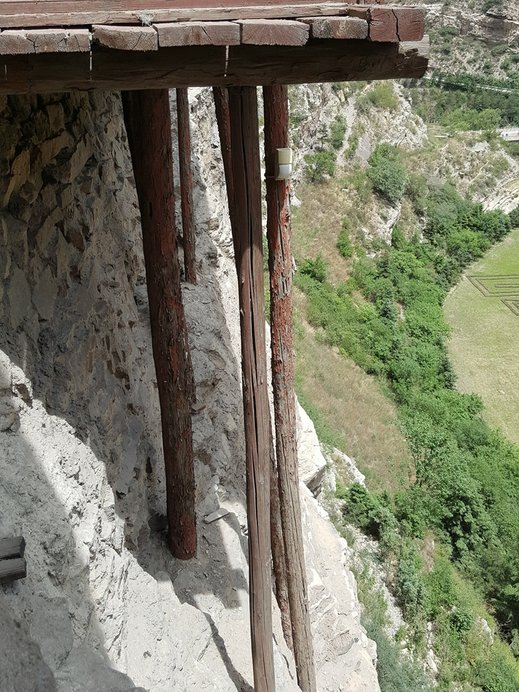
[264, 84, 317, 692]
[215, 82, 291, 666]
[176, 87, 197, 284]
[213, 87, 234, 208]
[122, 89, 196, 560]
[227, 85, 275, 692]
[269, 428, 294, 652]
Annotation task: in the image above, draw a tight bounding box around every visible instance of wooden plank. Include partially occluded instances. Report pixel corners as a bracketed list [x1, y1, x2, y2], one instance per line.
[176, 87, 197, 284]
[0, 28, 90, 54]
[0, 39, 429, 94]
[0, 557, 26, 583]
[393, 7, 425, 41]
[93, 25, 158, 51]
[0, 2, 377, 29]
[157, 21, 240, 47]
[240, 19, 309, 45]
[369, 6, 425, 42]
[122, 89, 197, 560]
[264, 84, 316, 692]
[303, 16, 368, 39]
[228, 85, 275, 692]
[0, 536, 25, 560]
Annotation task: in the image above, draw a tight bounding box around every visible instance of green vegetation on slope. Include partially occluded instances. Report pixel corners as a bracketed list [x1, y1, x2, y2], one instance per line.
[295, 178, 519, 687]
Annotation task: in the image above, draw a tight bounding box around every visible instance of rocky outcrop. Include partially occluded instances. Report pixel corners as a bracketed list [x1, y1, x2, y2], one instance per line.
[0, 89, 378, 690]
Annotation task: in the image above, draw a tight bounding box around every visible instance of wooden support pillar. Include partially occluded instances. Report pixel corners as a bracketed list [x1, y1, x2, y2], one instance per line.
[269, 426, 293, 652]
[176, 87, 197, 285]
[122, 89, 196, 560]
[264, 84, 317, 692]
[213, 87, 234, 207]
[226, 85, 275, 692]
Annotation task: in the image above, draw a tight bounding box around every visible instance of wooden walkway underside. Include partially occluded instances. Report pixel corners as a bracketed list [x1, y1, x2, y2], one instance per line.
[0, 3, 427, 93]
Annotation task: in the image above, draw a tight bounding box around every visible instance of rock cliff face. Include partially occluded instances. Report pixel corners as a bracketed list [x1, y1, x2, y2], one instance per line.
[0, 89, 379, 690]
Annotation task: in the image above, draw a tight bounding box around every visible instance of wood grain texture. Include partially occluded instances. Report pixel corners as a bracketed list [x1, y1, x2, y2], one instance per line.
[0, 39, 429, 93]
[0, 28, 89, 54]
[264, 83, 317, 692]
[240, 19, 309, 45]
[93, 24, 157, 50]
[228, 85, 275, 692]
[123, 89, 197, 560]
[0, 1, 382, 28]
[303, 16, 368, 39]
[393, 7, 425, 41]
[369, 6, 425, 42]
[0, 536, 25, 560]
[0, 557, 26, 582]
[176, 87, 197, 284]
[158, 21, 240, 46]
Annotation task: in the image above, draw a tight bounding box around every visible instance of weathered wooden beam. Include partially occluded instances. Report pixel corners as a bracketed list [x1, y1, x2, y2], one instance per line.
[0, 536, 25, 560]
[93, 25, 158, 51]
[122, 89, 196, 560]
[240, 19, 309, 45]
[176, 88, 197, 285]
[369, 6, 424, 42]
[303, 16, 368, 39]
[0, 557, 26, 583]
[0, 28, 89, 54]
[0, 1, 385, 29]
[158, 21, 240, 47]
[0, 39, 429, 94]
[227, 85, 275, 692]
[264, 84, 316, 692]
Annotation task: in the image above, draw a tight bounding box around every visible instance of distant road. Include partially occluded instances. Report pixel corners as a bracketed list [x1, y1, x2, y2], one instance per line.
[421, 75, 518, 95]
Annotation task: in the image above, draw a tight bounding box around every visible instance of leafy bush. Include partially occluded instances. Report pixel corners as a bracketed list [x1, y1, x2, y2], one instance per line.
[337, 219, 353, 258]
[368, 144, 408, 205]
[304, 150, 336, 183]
[329, 116, 347, 150]
[509, 206, 519, 229]
[298, 256, 328, 283]
[359, 82, 398, 112]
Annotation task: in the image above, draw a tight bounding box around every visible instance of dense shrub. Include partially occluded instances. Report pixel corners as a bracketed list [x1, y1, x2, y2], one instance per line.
[329, 116, 347, 150]
[368, 144, 408, 205]
[298, 256, 328, 283]
[337, 219, 353, 258]
[304, 150, 336, 183]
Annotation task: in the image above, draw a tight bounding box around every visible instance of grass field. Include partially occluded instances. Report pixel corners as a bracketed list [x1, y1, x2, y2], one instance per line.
[444, 226, 519, 445]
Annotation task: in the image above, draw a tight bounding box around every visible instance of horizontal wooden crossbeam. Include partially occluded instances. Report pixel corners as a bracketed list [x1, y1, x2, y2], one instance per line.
[0, 1, 384, 29]
[0, 38, 428, 93]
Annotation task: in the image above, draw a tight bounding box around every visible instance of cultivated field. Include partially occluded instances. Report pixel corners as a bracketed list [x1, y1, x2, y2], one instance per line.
[444, 227, 519, 445]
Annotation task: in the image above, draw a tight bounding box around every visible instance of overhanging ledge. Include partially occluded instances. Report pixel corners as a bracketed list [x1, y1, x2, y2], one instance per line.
[0, 38, 429, 94]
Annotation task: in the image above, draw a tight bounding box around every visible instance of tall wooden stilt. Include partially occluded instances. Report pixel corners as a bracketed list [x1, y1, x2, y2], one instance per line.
[176, 87, 197, 285]
[122, 89, 196, 560]
[213, 87, 234, 208]
[215, 84, 289, 677]
[226, 85, 275, 692]
[264, 84, 317, 692]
